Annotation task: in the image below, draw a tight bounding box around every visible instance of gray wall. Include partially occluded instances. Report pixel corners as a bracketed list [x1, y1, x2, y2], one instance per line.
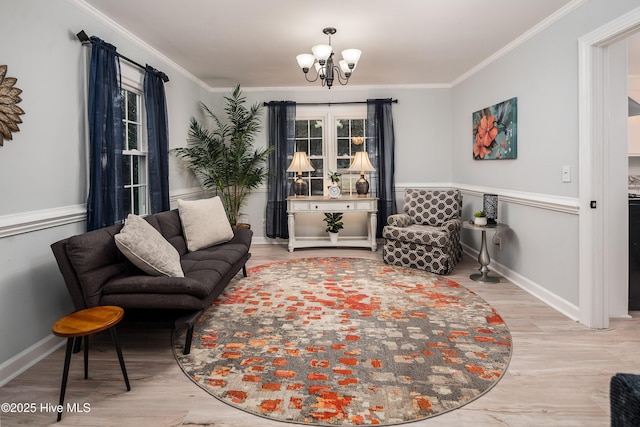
[451, 0, 640, 307]
[0, 0, 210, 369]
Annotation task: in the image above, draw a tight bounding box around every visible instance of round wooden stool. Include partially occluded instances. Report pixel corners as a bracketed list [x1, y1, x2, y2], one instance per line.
[52, 305, 130, 422]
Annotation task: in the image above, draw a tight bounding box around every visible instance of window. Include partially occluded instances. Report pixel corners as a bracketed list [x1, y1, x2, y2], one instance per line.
[293, 106, 368, 196]
[121, 64, 148, 216]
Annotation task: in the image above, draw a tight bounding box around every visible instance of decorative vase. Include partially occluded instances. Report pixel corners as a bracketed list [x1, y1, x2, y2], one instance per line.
[329, 232, 339, 243]
[474, 216, 487, 226]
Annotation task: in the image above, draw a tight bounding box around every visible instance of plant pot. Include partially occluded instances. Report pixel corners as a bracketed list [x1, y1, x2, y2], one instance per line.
[474, 217, 487, 226]
[329, 232, 339, 244]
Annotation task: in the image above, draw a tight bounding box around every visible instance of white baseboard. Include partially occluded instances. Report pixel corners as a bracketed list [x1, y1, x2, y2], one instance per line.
[0, 334, 64, 387]
[462, 243, 580, 322]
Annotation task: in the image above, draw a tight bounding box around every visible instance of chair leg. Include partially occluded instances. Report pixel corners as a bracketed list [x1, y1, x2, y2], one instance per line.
[83, 336, 89, 379]
[57, 338, 74, 422]
[109, 327, 131, 391]
[242, 264, 248, 277]
[183, 326, 194, 355]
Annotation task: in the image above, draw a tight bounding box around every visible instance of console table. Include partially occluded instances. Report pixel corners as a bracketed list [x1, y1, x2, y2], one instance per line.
[287, 196, 378, 252]
[462, 222, 509, 283]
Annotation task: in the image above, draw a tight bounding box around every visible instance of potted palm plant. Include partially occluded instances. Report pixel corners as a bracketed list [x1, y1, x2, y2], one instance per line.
[323, 212, 344, 243]
[174, 84, 272, 227]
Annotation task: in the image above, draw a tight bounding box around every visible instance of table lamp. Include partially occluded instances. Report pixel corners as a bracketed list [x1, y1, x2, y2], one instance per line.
[348, 151, 375, 196]
[286, 152, 315, 196]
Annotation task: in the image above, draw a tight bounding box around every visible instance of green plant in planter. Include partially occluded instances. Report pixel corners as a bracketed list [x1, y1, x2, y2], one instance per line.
[174, 84, 273, 226]
[328, 171, 341, 184]
[474, 210, 487, 218]
[323, 212, 344, 233]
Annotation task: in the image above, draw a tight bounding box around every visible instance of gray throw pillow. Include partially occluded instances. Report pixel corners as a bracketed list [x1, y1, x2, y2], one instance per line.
[114, 214, 184, 277]
[178, 196, 234, 252]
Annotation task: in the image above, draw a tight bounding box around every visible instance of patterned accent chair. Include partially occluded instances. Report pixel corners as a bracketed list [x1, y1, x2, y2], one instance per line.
[382, 189, 463, 275]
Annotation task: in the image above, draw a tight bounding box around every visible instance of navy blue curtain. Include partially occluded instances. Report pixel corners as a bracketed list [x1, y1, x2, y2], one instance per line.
[367, 99, 397, 237]
[144, 65, 170, 213]
[265, 101, 296, 239]
[86, 37, 124, 231]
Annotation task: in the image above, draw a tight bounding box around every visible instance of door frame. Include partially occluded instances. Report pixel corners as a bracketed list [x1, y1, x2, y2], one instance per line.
[578, 8, 640, 328]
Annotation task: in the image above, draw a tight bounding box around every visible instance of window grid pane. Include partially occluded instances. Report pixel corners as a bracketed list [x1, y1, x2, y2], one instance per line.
[122, 88, 147, 216]
[335, 118, 367, 196]
[293, 119, 324, 196]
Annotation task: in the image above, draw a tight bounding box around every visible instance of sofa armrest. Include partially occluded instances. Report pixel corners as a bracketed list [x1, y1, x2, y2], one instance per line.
[441, 218, 462, 232]
[387, 213, 411, 228]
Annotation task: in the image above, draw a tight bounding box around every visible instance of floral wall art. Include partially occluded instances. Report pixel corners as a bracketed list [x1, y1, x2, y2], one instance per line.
[0, 65, 24, 146]
[472, 97, 517, 160]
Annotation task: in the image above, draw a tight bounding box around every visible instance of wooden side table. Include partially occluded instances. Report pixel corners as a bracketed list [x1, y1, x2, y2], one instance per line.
[51, 305, 130, 421]
[462, 222, 509, 283]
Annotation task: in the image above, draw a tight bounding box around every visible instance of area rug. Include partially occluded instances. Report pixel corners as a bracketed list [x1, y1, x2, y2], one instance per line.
[173, 257, 512, 426]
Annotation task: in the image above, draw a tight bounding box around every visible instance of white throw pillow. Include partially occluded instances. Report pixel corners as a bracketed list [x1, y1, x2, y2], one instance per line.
[178, 196, 234, 252]
[114, 214, 185, 277]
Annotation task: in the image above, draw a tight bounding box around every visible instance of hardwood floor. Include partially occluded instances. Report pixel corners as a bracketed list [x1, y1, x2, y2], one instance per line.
[0, 244, 637, 426]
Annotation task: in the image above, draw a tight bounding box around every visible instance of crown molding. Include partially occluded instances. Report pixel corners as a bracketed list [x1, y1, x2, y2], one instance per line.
[66, 0, 210, 91]
[450, 0, 588, 87]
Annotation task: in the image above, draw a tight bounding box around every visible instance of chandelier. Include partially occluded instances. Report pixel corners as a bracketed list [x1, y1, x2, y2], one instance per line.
[296, 27, 361, 89]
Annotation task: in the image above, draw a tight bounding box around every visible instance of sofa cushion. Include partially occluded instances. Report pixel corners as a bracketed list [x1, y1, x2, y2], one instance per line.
[65, 224, 130, 307]
[382, 224, 451, 247]
[178, 197, 234, 252]
[404, 189, 461, 226]
[145, 209, 189, 256]
[114, 214, 184, 278]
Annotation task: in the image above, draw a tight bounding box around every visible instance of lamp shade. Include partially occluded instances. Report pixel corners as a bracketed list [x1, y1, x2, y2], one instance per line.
[296, 53, 315, 70]
[347, 151, 375, 173]
[341, 48, 361, 66]
[286, 152, 315, 173]
[312, 44, 333, 61]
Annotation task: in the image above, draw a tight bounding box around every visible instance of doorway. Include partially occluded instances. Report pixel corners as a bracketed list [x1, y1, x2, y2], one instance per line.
[579, 9, 640, 328]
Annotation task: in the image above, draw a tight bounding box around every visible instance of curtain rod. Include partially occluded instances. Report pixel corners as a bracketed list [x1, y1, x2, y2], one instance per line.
[263, 99, 398, 107]
[76, 30, 169, 82]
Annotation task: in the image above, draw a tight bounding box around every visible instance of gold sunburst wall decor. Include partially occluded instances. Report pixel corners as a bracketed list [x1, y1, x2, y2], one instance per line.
[0, 65, 25, 146]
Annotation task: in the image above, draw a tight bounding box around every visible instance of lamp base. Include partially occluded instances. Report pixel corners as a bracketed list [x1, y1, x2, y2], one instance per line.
[355, 175, 369, 197]
[292, 178, 308, 196]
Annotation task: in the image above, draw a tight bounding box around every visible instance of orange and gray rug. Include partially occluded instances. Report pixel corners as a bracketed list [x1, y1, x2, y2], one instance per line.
[173, 257, 512, 425]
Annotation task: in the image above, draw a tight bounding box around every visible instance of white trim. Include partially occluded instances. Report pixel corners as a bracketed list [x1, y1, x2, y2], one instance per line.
[238, 83, 452, 93]
[0, 334, 64, 387]
[451, 0, 588, 86]
[0, 184, 579, 240]
[395, 183, 579, 214]
[0, 205, 85, 238]
[462, 243, 580, 322]
[169, 187, 209, 203]
[578, 6, 640, 329]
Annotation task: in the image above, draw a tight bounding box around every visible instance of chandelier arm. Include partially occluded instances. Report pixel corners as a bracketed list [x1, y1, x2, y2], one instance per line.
[333, 66, 350, 86]
[303, 69, 321, 83]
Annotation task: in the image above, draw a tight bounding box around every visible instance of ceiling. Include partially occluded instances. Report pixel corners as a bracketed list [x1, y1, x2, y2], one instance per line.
[81, 0, 580, 89]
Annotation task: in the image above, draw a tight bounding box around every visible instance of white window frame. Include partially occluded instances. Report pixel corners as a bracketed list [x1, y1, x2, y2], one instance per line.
[295, 105, 367, 196]
[120, 62, 149, 216]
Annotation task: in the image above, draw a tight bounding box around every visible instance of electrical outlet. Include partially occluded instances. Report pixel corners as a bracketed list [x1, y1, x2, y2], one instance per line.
[562, 165, 571, 183]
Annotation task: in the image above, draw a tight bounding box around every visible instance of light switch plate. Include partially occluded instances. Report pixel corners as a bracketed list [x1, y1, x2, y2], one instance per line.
[562, 165, 571, 182]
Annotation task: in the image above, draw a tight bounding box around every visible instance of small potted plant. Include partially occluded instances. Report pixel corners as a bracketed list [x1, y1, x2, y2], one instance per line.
[323, 212, 344, 243]
[474, 210, 487, 226]
[327, 171, 342, 198]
